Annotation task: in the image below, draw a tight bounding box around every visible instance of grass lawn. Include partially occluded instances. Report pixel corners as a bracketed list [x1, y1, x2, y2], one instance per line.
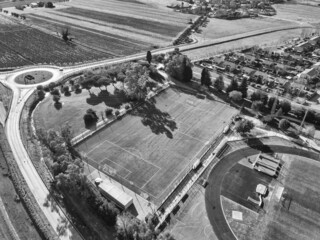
[262, 155, 320, 240]
[15, 71, 53, 85]
[221, 163, 273, 212]
[76, 87, 237, 204]
[34, 83, 127, 136]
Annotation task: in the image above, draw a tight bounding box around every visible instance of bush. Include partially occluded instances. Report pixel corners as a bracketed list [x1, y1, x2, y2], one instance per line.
[105, 108, 113, 116]
[114, 110, 120, 116]
[51, 88, 60, 96]
[124, 104, 130, 110]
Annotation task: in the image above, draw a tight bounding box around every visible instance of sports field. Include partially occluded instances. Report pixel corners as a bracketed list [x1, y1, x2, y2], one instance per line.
[76, 87, 237, 204]
[274, 4, 320, 24]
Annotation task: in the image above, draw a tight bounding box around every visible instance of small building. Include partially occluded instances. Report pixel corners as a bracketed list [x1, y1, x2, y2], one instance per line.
[30, 2, 38, 8]
[97, 179, 133, 209]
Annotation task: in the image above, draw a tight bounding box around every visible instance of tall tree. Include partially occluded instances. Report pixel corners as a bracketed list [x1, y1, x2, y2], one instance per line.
[200, 68, 211, 87]
[280, 100, 291, 114]
[146, 51, 152, 64]
[213, 75, 224, 91]
[226, 78, 238, 93]
[229, 90, 242, 101]
[239, 78, 248, 98]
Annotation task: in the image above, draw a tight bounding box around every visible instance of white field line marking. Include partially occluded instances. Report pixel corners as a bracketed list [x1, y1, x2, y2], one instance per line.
[87, 155, 158, 199]
[141, 168, 161, 189]
[102, 157, 133, 175]
[176, 130, 207, 144]
[86, 137, 160, 170]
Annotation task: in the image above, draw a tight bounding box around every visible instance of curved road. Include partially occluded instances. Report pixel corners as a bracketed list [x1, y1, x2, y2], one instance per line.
[0, 24, 311, 239]
[205, 140, 320, 240]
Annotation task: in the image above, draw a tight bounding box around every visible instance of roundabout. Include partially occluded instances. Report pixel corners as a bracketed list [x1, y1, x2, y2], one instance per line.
[205, 138, 320, 240]
[14, 70, 53, 85]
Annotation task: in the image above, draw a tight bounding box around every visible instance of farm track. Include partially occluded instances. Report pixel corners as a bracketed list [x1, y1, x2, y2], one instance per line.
[28, 11, 170, 44]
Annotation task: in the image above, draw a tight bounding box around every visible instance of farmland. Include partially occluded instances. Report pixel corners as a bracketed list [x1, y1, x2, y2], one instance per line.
[0, 15, 109, 68]
[75, 87, 237, 204]
[196, 17, 298, 42]
[274, 4, 320, 24]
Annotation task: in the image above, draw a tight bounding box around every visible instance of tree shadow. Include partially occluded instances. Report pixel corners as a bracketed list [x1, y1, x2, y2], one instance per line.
[86, 90, 127, 109]
[246, 137, 273, 153]
[130, 100, 177, 138]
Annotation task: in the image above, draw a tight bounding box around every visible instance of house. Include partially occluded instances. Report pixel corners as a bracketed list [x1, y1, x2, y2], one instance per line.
[300, 68, 319, 81]
[294, 42, 311, 53]
[30, 2, 38, 8]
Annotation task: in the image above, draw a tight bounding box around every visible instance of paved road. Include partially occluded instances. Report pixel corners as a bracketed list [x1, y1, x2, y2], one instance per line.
[0, 24, 310, 240]
[205, 139, 320, 240]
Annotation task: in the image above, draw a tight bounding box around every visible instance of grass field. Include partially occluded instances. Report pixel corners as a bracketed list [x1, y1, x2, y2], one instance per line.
[262, 155, 320, 240]
[274, 4, 320, 24]
[197, 17, 298, 41]
[221, 163, 273, 212]
[15, 70, 53, 85]
[76, 87, 237, 204]
[34, 83, 126, 136]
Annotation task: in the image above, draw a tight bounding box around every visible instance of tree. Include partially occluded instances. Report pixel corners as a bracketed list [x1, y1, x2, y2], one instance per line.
[83, 109, 99, 127]
[79, 78, 93, 93]
[53, 94, 60, 103]
[279, 119, 290, 131]
[239, 78, 248, 98]
[37, 90, 45, 100]
[213, 75, 224, 91]
[37, 85, 44, 91]
[267, 96, 279, 110]
[251, 100, 263, 112]
[146, 51, 152, 64]
[226, 78, 238, 93]
[45, 1, 54, 8]
[229, 90, 242, 101]
[280, 100, 291, 114]
[165, 54, 192, 82]
[61, 27, 71, 42]
[305, 125, 316, 138]
[124, 63, 149, 100]
[235, 119, 254, 134]
[200, 68, 211, 87]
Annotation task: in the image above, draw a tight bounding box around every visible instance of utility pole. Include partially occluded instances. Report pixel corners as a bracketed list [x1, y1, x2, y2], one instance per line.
[299, 107, 309, 133]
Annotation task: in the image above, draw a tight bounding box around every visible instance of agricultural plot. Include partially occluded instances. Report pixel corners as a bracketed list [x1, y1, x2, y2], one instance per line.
[274, 4, 320, 24]
[0, 16, 110, 68]
[23, 0, 194, 53]
[25, 15, 152, 56]
[76, 87, 237, 204]
[197, 17, 298, 41]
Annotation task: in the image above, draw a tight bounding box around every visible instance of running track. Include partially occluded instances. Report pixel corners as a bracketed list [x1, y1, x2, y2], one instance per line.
[205, 139, 320, 240]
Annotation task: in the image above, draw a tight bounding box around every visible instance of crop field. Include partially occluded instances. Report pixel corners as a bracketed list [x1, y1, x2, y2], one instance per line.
[76, 87, 237, 204]
[262, 155, 320, 240]
[24, 0, 194, 50]
[25, 15, 151, 56]
[274, 4, 320, 24]
[197, 17, 298, 41]
[0, 15, 109, 68]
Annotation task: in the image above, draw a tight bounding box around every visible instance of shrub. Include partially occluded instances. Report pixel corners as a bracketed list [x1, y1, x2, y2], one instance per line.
[105, 108, 113, 116]
[114, 110, 120, 116]
[51, 88, 60, 96]
[43, 86, 50, 92]
[124, 104, 130, 110]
